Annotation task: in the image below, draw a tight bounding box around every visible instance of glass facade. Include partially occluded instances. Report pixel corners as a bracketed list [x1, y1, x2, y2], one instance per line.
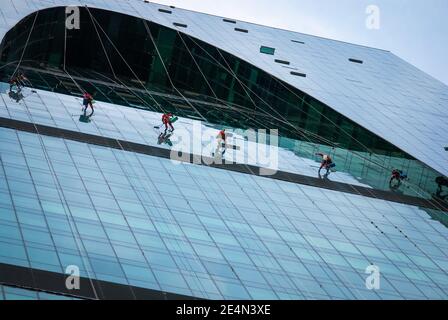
[0, 120, 447, 299]
[0, 82, 367, 189]
[0, 79, 442, 199]
[0, 0, 447, 300]
[0, 7, 416, 156]
[0, 6, 445, 197]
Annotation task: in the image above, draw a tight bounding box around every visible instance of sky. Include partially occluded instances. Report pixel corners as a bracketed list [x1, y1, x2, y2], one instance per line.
[148, 0, 448, 86]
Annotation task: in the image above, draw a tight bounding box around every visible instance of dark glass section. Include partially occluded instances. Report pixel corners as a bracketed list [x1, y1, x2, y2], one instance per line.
[290, 71, 306, 77]
[234, 28, 249, 33]
[158, 9, 172, 14]
[173, 22, 187, 28]
[223, 19, 237, 24]
[274, 59, 290, 65]
[349, 58, 363, 64]
[260, 46, 275, 55]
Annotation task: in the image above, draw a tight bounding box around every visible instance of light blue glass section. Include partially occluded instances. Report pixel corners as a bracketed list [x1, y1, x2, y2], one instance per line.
[0, 126, 447, 300]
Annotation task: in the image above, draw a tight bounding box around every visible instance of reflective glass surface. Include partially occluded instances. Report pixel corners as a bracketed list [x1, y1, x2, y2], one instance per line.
[0, 83, 367, 187]
[0, 1, 445, 197]
[0, 124, 447, 299]
[0, 0, 447, 301]
[0, 81, 443, 199]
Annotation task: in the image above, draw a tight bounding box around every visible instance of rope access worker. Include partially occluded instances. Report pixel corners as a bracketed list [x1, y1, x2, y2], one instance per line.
[162, 112, 174, 132]
[315, 152, 335, 175]
[215, 129, 227, 156]
[82, 92, 94, 116]
[436, 176, 448, 193]
[389, 169, 408, 186]
[9, 72, 27, 92]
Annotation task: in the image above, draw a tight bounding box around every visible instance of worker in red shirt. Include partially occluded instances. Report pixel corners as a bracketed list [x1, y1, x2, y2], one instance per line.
[162, 112, 174, 132]
[215, 129, 226, 156]
[9, 72, 27, 92]
[389, 169, 407, 187]
[82, 92, 94, 116]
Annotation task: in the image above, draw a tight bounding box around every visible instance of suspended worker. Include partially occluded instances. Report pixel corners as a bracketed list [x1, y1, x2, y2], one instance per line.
[389, 169, 408, 186]
[82, 92, 94, 116]
[9, 72, 27, 92]
[215, 129, 226, 157]
[162, 112, 174, 132]
[315, 152, 335, 175]
[436, 176, 448, 193]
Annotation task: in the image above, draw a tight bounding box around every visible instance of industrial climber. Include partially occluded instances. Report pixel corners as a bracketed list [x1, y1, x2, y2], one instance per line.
[389, 169, 408, 187]
[213, 129, 227, 157]
[8, 72, 36, 102]
[162, 112, 176, 132]
[9, 72, 27, 92]
[436, 176, 448, 193]
[315, 152, 335, 175]
[82, 92, 95, 116]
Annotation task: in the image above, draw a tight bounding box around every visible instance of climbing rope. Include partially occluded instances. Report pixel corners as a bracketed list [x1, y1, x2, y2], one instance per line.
[11, 11, 39, 78]
[184, 35, 446, 209]
[85, 6, 164, 112]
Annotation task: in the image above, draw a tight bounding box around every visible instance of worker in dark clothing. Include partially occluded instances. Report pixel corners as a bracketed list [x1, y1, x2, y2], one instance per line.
[315, 152, 335, 175]
[82, 92, 94, 116]
[162, 112, 174, 132]
[389, 169, 407, 187]
[9, 77, 18, 92]
[8, 72, 35, 103]
[9, 72, 27, 92]
[434, 177, 448, 201]
[436, 176, 448, 193]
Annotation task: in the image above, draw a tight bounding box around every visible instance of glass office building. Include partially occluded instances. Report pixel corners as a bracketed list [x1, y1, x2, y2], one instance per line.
[0, 0, 447, 300]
